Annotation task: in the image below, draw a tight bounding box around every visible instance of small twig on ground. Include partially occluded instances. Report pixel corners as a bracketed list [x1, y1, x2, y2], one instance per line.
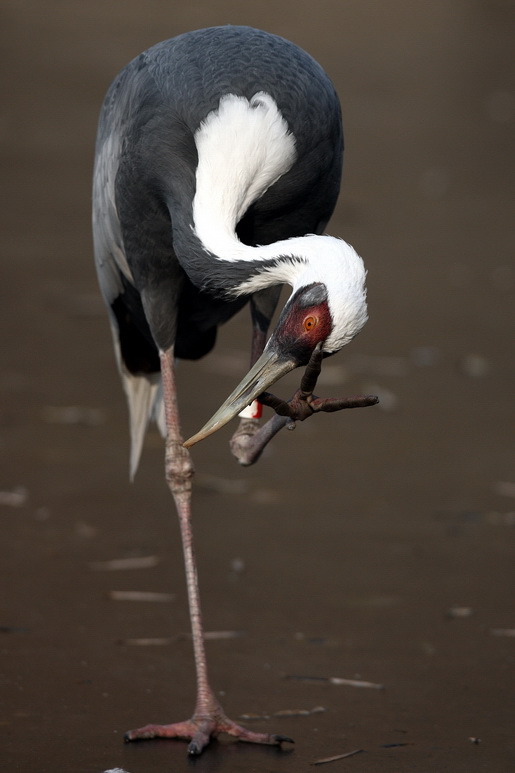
[89, 555, 160, 571]
[313, 749, 365, 765]
[108, 591, 175, 602]
[285, 674, 384, 690]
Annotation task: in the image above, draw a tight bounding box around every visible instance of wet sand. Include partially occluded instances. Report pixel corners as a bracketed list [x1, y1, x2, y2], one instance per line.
[2, 1, 514, 771]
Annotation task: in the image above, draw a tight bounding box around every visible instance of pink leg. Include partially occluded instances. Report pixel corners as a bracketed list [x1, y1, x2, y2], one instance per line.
[125, 347, 293, 755]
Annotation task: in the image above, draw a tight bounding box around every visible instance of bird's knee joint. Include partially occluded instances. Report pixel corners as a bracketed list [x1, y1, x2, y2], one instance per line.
[165, 442, 195, 494]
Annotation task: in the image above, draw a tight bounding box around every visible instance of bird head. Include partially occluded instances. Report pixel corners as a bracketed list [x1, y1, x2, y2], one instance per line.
[184, 237, 368, 447]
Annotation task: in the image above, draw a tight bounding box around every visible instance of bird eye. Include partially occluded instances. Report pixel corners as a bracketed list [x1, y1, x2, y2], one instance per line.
[303, 315, 318, 332]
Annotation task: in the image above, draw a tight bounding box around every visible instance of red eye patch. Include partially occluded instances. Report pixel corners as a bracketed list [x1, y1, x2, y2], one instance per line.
[279, 301, 331, 343]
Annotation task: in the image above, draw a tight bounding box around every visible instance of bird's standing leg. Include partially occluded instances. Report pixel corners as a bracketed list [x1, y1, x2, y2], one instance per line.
[125, 347, 293, 755]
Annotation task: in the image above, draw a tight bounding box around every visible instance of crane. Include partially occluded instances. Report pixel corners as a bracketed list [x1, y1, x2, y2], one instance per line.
[93, 25, 376, 756]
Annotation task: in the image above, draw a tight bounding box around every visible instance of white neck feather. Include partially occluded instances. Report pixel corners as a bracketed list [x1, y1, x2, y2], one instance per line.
[192, 92, 368, 352]
[193, 92, 296, 264]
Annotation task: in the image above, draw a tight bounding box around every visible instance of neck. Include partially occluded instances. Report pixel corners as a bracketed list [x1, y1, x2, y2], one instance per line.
[192, 91, 298, 265]
[187, 92, 324, 296]
[169, 92, 362, 307]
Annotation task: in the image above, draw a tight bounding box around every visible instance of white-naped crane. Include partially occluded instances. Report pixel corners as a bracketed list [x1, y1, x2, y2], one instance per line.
[93, 25, 376, 756]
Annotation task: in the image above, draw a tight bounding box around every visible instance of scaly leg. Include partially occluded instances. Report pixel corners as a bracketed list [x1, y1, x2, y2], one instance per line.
[230, 288, 284, 463]
[125, 347, 293, 755]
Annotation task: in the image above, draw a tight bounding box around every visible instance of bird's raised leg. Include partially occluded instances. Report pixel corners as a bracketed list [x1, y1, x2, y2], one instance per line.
[230, 288, 283, 463]
[260, 343, 379, 421]
[125, 347, 293, 755]
[232, 344, 379, 467]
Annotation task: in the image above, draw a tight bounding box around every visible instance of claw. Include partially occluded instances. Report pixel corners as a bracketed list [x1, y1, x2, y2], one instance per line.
[271, 734, 295, 745]
[259, 345, 379, 423]
[188, 737, 206, 755]
[124, 715, 293, 756]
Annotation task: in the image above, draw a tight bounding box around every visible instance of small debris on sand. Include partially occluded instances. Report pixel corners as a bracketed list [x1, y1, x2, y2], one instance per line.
[103, 768, 132, 773]
[240, 706, 325, 721]
[286, 674, 384, 690]
[493, 481, 515, 498]
[121, 630, 245, 646]
[120, 638, 172, 646]
[89, 555, 160, 571]
[179, 630, 246, 641]
[446, 606, 473, 619]
[203, 630, 245, 640]
[230, 557, 246, 573]
[42, 405, 105, 425]
[275, 707, 326, 717]
[107, 591, 175, 602]
[459, 354, 490, 378]
[0, 487, 28, 507]
[329, 676, 384, 689]
[313, 749, 364, 765]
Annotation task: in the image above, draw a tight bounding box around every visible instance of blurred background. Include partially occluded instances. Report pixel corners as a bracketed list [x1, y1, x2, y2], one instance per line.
[1, 1, 514, 771]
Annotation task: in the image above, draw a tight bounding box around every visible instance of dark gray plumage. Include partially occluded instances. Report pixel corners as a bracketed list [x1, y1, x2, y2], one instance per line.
[94, 25, 342, 367]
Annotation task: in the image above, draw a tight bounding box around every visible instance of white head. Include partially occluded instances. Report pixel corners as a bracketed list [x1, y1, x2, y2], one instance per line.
[285, 234, 368, 353]
[185, 234, 368, 447]
[234, 233, 368, 357]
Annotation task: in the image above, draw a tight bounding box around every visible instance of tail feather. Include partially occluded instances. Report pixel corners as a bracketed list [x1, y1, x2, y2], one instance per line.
[107, 318, 165, 479]
[122, 369, 165, 480]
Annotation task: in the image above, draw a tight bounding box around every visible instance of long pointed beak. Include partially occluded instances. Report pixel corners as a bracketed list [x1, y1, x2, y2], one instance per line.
[183, 348, 296, 448]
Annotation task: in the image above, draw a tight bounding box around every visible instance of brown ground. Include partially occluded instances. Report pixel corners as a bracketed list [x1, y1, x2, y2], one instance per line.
[1, 2, 514, 771]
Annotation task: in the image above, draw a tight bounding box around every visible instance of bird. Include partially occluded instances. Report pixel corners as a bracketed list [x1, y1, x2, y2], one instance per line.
[92, 25, 372, 756]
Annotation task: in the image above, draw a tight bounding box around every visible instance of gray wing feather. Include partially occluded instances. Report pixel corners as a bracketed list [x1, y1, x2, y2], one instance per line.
[93, 112, 165, 479]
[92, 131, 133, 302]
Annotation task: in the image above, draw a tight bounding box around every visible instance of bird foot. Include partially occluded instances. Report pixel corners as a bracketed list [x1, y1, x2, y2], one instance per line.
[230, 417, 261, 454]
[124, 712, 293, 756]
[229, 344, 378, 467]
[230, 414, 289, 466]
[260, 343, 379, 423]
